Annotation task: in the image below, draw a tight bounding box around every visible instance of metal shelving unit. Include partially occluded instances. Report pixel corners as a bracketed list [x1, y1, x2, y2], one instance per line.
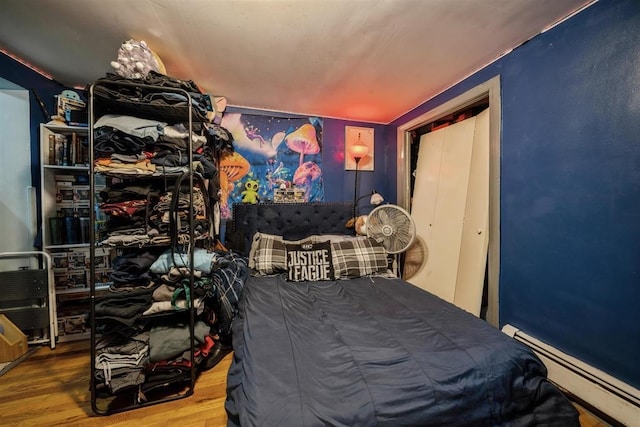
[88, 78, 199, 415]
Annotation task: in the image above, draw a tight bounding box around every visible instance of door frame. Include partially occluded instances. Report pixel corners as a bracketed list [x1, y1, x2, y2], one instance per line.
[395, 75, 501, 327]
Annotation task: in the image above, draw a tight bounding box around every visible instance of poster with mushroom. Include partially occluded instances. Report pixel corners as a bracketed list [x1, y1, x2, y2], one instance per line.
[219, 112, 325, 219]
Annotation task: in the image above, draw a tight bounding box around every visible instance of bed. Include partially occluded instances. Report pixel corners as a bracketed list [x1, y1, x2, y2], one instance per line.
[224, 203, 579, 426]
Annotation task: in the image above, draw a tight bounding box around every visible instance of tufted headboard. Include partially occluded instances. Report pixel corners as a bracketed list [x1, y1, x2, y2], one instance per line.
[226, 202, 354, 256]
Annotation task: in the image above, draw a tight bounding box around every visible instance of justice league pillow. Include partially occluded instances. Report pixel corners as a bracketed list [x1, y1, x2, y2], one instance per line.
[249, 232, 334, 276]
[285, 241, 335, 282]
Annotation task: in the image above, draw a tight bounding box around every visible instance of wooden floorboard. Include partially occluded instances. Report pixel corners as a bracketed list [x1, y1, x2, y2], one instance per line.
[0, 341, 611, 426]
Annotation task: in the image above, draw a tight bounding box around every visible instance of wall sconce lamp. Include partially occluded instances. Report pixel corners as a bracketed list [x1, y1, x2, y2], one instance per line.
[355, 189, 385, 216]
[356, 190, 384, 206]
[347, 190, 385, 232]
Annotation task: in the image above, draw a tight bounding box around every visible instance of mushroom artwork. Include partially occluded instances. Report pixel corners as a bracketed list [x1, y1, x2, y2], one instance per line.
[219, 152, 250, 218]
[221, 113, 278, 160]
[285, 123, 320, 166]
[293, 161, 322, 201]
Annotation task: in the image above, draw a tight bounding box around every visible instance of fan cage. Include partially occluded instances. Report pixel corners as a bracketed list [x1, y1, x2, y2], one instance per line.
[366, 204, 416, 254]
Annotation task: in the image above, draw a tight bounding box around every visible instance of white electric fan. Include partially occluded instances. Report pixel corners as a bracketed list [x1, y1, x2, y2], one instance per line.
[365, 204, 416, 274]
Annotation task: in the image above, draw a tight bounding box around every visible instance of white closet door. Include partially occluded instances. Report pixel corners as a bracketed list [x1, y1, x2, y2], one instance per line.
[408, 116, 477, 303]
[453, 108, 490, 315]
[407, 107, 490, 315]
[406, 127, 444, 283]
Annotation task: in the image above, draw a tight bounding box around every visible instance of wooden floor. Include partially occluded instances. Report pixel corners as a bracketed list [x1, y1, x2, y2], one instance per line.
[0, 341, 611, 426]
[0, 341, 231, 426]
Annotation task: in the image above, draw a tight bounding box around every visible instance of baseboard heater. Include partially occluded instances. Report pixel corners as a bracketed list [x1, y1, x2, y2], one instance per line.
[502, 324, 640, 426]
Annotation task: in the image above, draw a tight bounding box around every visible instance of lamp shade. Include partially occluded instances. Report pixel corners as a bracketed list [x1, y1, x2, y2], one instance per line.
[350, 141, 369, 159]
[355, 190, 385, 205]
[370, 192, 384, 205]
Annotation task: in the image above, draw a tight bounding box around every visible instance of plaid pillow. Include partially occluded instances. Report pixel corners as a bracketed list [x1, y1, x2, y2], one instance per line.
[249, 232, 321, 275]
[331, 237, 389, 278]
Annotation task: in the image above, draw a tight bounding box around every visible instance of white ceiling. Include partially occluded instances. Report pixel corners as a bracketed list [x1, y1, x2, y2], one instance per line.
[0, 0, 594, 123]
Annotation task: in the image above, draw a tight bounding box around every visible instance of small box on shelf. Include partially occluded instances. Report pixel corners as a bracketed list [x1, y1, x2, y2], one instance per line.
[54, 174, 77, 183]
[53, 269, 69, 290]
[56, 204, 75, 219]
[94, 248, 111, 269]
[274, 187, 306, 203]
[63, 315, 88, 336]
[94, 268, 111, 286]
[51, 252, 69, 269]
[67, 269, 87, 289]
[67, 250, 86, 269]
[74, 205, 91, 217]
[56, 185, 74, 204]
[73, 185, 90, 203]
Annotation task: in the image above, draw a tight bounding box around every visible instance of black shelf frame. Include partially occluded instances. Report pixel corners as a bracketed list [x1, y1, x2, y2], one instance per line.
[88, 78, 198, 415]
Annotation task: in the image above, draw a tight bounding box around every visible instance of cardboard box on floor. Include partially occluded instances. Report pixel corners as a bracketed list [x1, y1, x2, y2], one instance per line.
[0, 314, 28, 363]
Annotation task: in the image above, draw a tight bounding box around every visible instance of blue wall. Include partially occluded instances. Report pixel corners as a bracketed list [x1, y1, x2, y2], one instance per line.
[390, 0, 640, 389]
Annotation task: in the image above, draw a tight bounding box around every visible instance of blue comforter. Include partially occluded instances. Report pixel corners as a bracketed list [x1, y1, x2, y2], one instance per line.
[225, 276, 579, 426]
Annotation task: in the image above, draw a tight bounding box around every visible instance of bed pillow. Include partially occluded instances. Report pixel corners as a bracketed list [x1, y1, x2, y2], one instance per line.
[248, 232, 287, 275]
[331, 237, 389, 278]
[249, 232, 320, 275]
[285, 241, 335, 282]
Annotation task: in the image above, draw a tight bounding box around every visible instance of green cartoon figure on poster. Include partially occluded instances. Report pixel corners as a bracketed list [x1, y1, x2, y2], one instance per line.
[241, 179, 260, 204]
